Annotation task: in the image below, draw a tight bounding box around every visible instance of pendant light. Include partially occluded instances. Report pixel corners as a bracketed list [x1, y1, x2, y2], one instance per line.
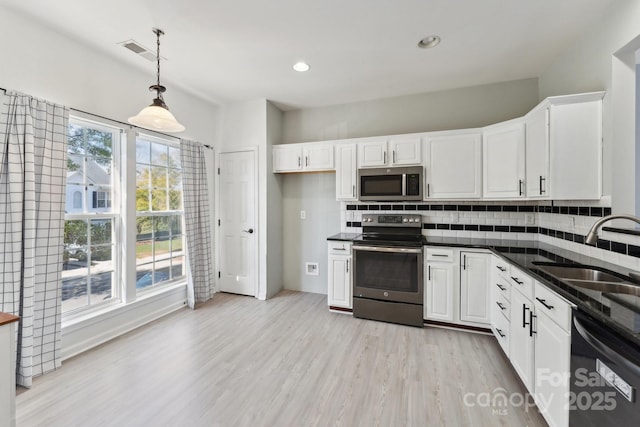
[128, 28, 185, 133]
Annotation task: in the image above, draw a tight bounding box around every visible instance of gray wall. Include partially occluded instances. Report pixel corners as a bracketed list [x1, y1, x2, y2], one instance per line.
[282, 173, 340, 294]
[538, 0, 640, 217]
[282, 78, 539, 144]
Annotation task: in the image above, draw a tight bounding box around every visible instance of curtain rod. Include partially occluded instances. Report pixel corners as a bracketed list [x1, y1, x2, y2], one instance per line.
[0, 86, 213, 149]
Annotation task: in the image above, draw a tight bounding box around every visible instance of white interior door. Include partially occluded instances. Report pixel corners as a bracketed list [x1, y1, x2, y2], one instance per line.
[219, 150, 257, 296]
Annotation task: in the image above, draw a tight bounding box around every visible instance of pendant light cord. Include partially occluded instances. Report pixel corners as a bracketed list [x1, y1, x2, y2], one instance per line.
[154, 28, 164, 99]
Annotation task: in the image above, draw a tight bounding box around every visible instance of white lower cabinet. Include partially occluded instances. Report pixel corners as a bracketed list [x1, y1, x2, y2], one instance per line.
[327, 241, 352, 309]
[425, 255, 455, 322]
[459, 251, 491, 325]
[424, 248, 490, 327]
[509, 286, 536, 391]
[533, 282, 572, 427]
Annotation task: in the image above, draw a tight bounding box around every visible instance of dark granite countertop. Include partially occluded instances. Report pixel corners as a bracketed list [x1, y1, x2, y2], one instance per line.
[424, 237, 640, 349]
[325, 232, 640, 348]
[327, 233, 361, 242]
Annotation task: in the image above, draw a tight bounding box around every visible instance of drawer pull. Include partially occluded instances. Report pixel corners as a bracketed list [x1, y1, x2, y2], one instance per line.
[334, 247, 347, 251]
[536, 297, 554, 311]
[496, 328, 506, 338]
[496, 283, 506, 291]
[432, 254, 449, 257]
[511, 276, 524, 285]
[496, 302, 506, 311]
[496, 266, 507, 272]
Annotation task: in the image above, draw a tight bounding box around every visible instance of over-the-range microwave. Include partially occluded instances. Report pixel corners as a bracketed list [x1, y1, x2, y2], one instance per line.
[358, 166, 422, 201]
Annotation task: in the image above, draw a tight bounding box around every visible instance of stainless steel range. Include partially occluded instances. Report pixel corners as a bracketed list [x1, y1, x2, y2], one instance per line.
[352, 214, 424, 327]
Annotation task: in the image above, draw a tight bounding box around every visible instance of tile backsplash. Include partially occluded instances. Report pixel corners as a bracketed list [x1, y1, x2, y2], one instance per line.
[341, 201, 640, 271]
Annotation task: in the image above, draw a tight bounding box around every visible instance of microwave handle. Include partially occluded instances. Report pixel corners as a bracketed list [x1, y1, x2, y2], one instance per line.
[402, 174, 406, 196]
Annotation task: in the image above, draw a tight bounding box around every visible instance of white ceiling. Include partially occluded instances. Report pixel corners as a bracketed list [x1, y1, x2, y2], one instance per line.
[2, 0, 615, 110]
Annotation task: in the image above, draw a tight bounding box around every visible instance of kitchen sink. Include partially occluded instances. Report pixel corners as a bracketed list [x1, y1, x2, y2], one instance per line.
[533, 263, 626, 283]
[533, 262, 640, 296]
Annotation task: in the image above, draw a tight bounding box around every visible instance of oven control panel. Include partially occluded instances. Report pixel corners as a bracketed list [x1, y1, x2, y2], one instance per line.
[361, 214, 422, 227]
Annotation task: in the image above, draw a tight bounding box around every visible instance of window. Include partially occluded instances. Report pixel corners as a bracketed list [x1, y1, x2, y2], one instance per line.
[62, 118, 186, 315]
[135, 136, 185, 291]
[63, 119, 119, 313]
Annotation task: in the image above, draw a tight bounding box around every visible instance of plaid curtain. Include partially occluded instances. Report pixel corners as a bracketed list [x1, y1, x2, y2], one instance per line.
[0, 91, 69, 387]
[180, 139, 214, 308]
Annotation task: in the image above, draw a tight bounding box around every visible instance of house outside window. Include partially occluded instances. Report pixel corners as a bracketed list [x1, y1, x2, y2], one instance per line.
[63, 119, 118, 313]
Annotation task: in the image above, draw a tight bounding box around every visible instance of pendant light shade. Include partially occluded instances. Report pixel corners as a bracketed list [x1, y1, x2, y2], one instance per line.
[129, 28, 185, 133]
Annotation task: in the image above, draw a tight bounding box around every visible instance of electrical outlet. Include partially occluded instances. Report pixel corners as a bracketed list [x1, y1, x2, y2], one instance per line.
[525, 214, 535, 225]
[300, 210, 306, 220]
[305, 262, 319, 276]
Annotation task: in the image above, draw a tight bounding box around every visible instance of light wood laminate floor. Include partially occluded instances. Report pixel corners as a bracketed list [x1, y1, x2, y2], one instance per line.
[17, 291, 547, 427]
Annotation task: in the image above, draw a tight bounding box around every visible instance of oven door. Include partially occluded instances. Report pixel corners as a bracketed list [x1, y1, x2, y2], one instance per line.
[352, 245, 423, 304]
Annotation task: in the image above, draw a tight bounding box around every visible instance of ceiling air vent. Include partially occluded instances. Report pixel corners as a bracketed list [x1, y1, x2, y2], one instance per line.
[119, 39, 158, 62]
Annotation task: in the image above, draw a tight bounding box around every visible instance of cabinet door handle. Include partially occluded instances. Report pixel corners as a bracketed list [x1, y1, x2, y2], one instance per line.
[384, 151, 387, 164]
[352, 185, 355, 197]
[428, 265, 431, 281]
[518, 179, 524, 196]
[529, 312, 537, 337]
[539, 176, 546, 195]
[496, 328, 506, 338]
[535, 297, 554, 310]
[511, 276, 523, 285]
[305, 156, 309, 167]
[427, 183, 430, 197]
[522, 304, 530, 328]
[496, 301, 506, 311]
[298, 156, 301, 167]
[393, 150, 396, 163]
[496, 266, 506, 272]
[496, 283, 506, 291]
[346, 260, 349, 273]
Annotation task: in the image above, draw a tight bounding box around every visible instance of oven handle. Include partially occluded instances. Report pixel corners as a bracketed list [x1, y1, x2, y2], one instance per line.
[352, 245, 423, 254]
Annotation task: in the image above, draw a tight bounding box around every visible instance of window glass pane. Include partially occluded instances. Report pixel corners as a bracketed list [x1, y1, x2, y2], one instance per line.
[151, 142, 168, 166]
[136, 165, 150, 187]
[169, 190, 182, 210]
[62, 247, 89, 311]
[136, 139, 151, 164]
[151, 189, 167, 211]
[136, 189, 150, 211]
[68, 124, 87, 155]
[90, 219, 112, 245]
[168, 147, 181, 169]
[136, 216, 153, 260]
[151, 166, 167, 188]
[90, 271, 113, 305]
[135, 264, 154, 290]
[171, 256, 184, 279]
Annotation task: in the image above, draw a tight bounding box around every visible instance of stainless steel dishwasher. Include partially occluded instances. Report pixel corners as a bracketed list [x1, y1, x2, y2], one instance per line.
[570, 309, 640, 426]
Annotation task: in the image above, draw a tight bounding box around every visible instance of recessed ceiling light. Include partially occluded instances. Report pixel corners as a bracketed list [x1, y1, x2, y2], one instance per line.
[417, 35, 441, 49]
[293, 61, 310, 72]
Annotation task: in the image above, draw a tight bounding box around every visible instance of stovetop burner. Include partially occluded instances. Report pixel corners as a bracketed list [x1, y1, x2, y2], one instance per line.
[354, 214, 425, 248]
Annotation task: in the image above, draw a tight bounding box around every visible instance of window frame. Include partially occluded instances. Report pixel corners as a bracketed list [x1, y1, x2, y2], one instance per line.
[62, 116, 122, 316]
[134, 133, 186, 294]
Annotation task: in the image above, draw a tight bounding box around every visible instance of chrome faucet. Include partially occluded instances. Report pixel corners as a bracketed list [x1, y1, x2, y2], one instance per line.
[585, 214, 640, 246]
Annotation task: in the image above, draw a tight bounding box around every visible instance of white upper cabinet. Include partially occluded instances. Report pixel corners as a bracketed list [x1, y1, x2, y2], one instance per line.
[335, 144, 357, 200]
[482, 119, 525, 199]
[525, 92, 604, 200]
[358, 137, 421, 168]
[389, 137, 422, 165]
[424, 131, 482, 199]
[358, 139, 388, 167]
[525, 107, 550, 198]
[273, 143, 334, 173]
[273, 144, 303, 172]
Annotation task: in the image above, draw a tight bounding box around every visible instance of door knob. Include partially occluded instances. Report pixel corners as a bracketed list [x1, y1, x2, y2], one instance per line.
[243, 228, 254, 234]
